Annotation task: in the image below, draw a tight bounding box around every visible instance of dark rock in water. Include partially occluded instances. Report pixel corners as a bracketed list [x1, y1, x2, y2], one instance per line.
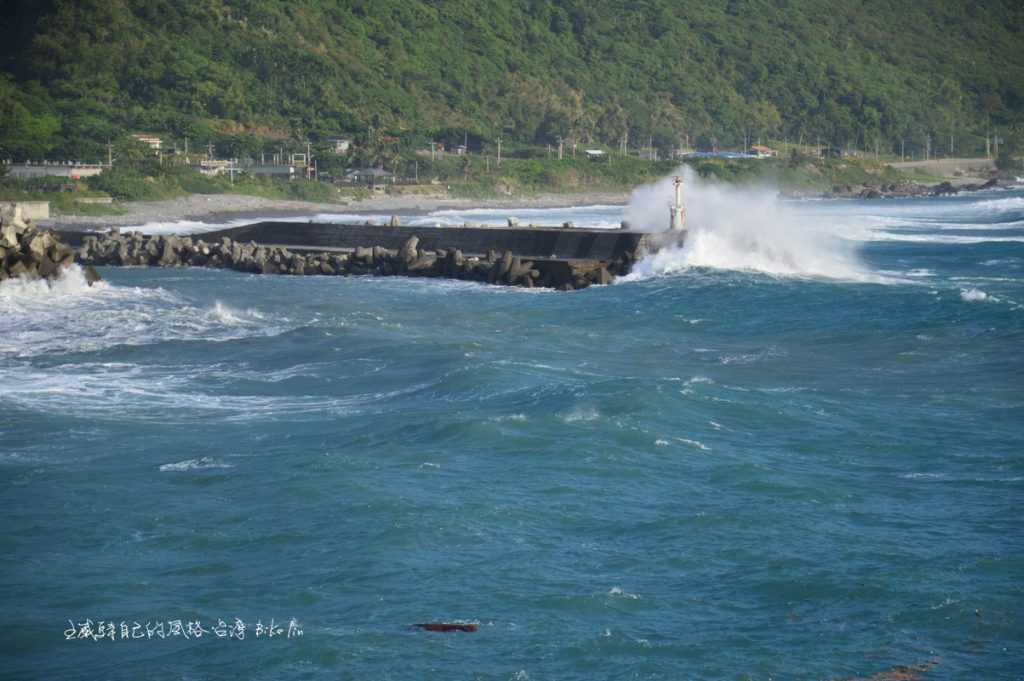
[931, 181, 958, 195]
[413, 623, 477, 633]
[83, 265, 102, 286]
[37, 254, 59, 279]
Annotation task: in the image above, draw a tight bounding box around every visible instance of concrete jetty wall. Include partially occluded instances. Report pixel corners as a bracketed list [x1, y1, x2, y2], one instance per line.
[199, 221, 647, 262]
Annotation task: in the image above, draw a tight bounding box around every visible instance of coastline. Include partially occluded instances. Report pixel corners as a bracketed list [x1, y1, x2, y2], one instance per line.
[39, 191, 632, 230]
[35, 169, 1007, 232]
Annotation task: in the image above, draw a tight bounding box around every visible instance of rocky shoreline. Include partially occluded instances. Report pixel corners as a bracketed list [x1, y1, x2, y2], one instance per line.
[76, 229, 634, 290]
[786, 177, 1000, 200]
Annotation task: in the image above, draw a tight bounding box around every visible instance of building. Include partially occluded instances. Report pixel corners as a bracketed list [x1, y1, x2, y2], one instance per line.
[329, 138, 352, 154]
[132, 134, 163, 151]
[247, 164, 297, 179]
[749, 145, 778, 158]
[191, 159, 233, 176]
[344, 168, 395, 185]
[454, 145, 467, 156]
[3, 162, 105, 179]
[584, 149, 607, 161]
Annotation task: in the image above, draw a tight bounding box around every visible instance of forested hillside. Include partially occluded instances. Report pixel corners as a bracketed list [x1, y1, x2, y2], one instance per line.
[2, 0, 1022, 160]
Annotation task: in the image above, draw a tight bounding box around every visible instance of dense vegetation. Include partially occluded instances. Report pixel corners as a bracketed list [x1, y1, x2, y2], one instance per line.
[2, 0, 1022, 162]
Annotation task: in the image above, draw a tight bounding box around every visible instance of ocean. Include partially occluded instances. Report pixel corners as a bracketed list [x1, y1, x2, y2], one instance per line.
[2, 181, 1022, 680]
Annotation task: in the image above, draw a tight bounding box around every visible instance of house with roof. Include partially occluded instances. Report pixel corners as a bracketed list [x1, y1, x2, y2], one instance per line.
[344, 167, 396, 185]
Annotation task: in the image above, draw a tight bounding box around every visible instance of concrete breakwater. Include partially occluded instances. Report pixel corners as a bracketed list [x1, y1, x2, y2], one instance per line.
[73, 223, 649, 290]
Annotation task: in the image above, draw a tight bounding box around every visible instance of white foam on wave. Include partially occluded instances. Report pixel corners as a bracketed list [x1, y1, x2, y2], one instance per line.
[491, 413, 528, 422]
[872, 232, 1024, 244]
[960, 287, 991, 302]
[426, 204, 623, 229]
[0, 264, 108, 302]
[620, 167, 876, 282]
[209, 300, 267, 324]
[607, 586, 640, 600]
[1, 287, 284, 359]
[114, 218, 251, 235]
[561, 407, 601, 423]
[159, 457, 233, 472]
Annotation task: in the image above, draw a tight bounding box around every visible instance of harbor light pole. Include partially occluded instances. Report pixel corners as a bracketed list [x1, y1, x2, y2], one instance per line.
[669, 176, 686, 231]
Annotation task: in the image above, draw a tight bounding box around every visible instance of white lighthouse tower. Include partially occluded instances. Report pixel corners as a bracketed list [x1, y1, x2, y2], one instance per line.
[668, 175, 686, 231]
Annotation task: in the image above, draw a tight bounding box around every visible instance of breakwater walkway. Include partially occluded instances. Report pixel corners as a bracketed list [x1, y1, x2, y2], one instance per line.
[65, 221, 656, 290]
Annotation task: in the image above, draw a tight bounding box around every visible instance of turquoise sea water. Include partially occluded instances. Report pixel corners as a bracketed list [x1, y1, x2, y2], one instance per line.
[2, 187, 1022, 680]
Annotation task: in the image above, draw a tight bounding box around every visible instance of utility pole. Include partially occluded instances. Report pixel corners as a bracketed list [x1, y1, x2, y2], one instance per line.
[985, 131, 990, 159]
[306, 140, 312, 180]
[107, 139, 113, 167]
[949, 134, 953, 156]
[557, 136, 564, 160]
[414, 159, 419, 183]
[429, 141, 436, 162]
[900, 138, 905, 161]
[497, 137, 502, 166]
[925, 134, 930, 161]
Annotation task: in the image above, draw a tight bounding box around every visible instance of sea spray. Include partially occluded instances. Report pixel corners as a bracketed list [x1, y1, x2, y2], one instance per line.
[622, 167, 870, 280]
[0, 264, 107, 305]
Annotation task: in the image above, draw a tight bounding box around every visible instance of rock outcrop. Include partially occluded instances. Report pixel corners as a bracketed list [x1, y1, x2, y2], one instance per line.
[811, 178, 999, 200]
[76, 230, 635, 290]
[0, 202, 100, 285]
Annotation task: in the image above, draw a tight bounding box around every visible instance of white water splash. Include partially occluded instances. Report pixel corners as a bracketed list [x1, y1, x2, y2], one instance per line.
[159, 457, 234, 472]
[621, 167, 873, 281]
[0, 264, 107, 303]
[960, 287, 990, 302]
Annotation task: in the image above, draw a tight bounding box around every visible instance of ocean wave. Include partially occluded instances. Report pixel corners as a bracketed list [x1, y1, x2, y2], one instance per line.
[560, 407, 601, 423]
[0, 264, 108, 302]
[0, 273, 289, 359]
[960, 287, 991, 302]
[607, 586, 640, 600]
[113, 218, 252, 235]
[159, 457, 233, 472]
[675, 437, 711, 451]
[871, 232, 1024, 244]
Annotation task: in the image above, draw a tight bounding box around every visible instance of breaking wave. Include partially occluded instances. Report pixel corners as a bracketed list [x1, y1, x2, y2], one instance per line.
[621, 167, 873, 281]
